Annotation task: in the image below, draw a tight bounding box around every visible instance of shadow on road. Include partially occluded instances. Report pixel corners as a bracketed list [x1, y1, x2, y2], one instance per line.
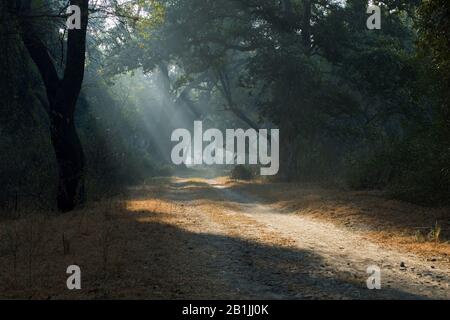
[119, 185, 429, 300]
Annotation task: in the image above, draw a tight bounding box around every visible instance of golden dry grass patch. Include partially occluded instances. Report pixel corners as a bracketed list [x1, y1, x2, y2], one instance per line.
[231, 181, 450, 260]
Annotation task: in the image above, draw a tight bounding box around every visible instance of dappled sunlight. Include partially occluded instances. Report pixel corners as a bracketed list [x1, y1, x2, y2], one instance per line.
[232, 181, 450, 258]
[0, 176, 448, 299]
[126, 198, 179, 214]
[126, 177, 450, 261]
[119, 177, 446, 299]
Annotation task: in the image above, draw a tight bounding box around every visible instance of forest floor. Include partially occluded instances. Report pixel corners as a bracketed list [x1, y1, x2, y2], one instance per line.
[0, 176, 449, 299]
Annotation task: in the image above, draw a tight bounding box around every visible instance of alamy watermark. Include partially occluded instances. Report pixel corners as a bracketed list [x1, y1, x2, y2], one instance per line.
[366, 265, 381, 290]
[66, 5, 81, 30]
[66, 265, 81, 290]
[171, 121, 279, 176]
[65, 3, 380, 32]
[367, 4, 381, 30]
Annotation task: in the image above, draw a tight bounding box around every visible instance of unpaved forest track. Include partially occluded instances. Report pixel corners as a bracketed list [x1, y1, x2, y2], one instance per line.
[1, 177, 448, 299]
[142, 177, 450, 299]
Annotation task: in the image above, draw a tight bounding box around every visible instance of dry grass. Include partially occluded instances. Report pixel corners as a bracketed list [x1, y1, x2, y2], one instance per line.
[232, 181, 450, 259]
[0, 200, 130, 299]
[1, 177, 448, 299]
[0, 178, 240, 299]
[0, 180, 177, 299]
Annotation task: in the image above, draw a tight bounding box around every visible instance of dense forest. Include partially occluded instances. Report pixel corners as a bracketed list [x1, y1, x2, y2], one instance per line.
[0, 0, 449, 209]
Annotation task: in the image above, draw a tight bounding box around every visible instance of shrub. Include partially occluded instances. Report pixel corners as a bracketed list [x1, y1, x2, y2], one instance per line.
[344, 133, 450, 206]
[230, 165, 254, 180]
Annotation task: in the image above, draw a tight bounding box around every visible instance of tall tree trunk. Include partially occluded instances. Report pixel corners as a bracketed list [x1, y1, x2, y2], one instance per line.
[19, 0, 89, 212]
[50, 97, 85, 212]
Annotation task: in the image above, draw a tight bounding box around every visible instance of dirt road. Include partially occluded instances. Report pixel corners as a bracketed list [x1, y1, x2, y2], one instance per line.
[2, 177, 449, 299]
[129, 177, 449, 299]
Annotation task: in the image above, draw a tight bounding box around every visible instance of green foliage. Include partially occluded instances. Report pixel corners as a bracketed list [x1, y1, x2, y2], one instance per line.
[345, 132, 450, 205]
[417, 0, 450, 80]
[417, 0, 450, 129]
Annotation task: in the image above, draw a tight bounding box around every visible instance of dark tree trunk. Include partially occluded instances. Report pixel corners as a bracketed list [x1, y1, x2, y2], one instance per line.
[278, 127, 297, 181]
[50, 100, 85, 212]
[19, 0, 89, 212]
